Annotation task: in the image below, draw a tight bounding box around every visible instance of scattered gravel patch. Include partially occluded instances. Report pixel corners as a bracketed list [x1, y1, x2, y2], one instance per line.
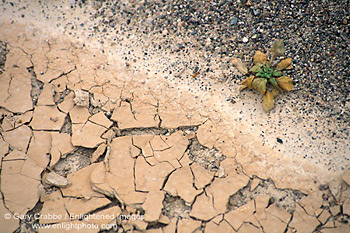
[89, 0, 349, 138]
[0, 41, 8, 75]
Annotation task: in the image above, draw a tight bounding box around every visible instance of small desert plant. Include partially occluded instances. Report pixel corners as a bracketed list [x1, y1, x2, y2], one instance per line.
[232, 40, 294, 112]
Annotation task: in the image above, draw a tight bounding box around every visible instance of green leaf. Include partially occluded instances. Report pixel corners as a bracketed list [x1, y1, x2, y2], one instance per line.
[232, 58, 248, 74]
[252, 78, 267, 95]
[273, 70, 282, 77]
[276, 76, 295, 91]
[265, 66, 273, 75]
[250, 65, 263, 74]
[271, 39, 285, 57]
[262, 73, 270, 79]
[256, 71, 263, 77]
[263, 91, 275, 112]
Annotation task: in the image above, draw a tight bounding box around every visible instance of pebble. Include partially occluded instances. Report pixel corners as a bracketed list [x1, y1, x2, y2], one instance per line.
[277, 137, 283, 144]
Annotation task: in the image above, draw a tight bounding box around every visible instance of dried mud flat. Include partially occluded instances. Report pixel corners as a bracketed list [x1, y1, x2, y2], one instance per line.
[0, 1, 349, 233]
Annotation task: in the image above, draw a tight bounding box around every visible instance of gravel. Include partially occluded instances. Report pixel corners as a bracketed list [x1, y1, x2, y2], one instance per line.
[87, 0, 349, 139]
[0, 41, 8, 75]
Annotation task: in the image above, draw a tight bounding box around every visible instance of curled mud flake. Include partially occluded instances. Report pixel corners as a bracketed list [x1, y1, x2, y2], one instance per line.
[73, 89, 90, 107]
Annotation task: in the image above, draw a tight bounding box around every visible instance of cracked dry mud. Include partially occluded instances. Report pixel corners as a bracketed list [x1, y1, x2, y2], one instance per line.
[0, 3, 350, 233]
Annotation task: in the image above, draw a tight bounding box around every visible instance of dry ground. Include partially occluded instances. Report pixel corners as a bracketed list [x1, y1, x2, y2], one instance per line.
[0, 1, 349, 233]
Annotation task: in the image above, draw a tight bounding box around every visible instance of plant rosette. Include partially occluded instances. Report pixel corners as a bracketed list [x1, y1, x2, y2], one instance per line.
[232, 40, 295, 112]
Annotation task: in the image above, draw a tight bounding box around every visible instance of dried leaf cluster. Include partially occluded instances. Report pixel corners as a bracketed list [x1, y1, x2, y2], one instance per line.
[233, 40, 295, 112]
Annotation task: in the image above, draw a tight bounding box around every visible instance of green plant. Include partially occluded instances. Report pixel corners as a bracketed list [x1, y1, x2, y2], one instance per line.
[232, 40, 295, 112]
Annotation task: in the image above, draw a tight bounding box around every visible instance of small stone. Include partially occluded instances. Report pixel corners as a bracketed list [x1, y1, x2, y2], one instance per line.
[242, 37, 249, 43]
[253, 9, 260, 16]
[44, 171, 71, 188]
[277, 137, 283, 144]
[50, 117, 58, 122]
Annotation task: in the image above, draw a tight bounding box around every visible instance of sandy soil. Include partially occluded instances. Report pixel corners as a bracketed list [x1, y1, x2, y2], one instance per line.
[0, 1, 349, 233]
